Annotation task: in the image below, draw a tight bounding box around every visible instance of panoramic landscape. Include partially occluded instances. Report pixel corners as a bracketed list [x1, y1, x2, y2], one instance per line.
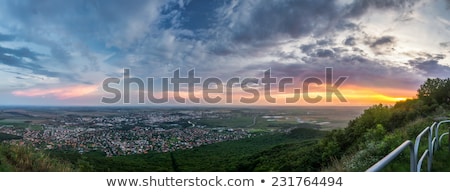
[0, 106, 364, 171]
[2, 80, 450, 172]
[0, 0, 450, 172]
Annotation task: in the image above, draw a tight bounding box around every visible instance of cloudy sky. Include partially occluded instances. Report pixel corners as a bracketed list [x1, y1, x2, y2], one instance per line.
[0, 0, 449, 106]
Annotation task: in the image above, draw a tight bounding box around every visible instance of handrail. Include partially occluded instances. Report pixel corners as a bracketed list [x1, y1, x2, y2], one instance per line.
[435, 120, 450, 149]
[413, 126, 431, 171]
[431, 137, 437, 155]
[417, 150, 429, 172]
[366, 120, 450, 172]
[366, 140, 415, 172]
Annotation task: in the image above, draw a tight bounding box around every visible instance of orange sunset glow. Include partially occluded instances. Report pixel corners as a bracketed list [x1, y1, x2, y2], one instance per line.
[12, 85, 99, 100]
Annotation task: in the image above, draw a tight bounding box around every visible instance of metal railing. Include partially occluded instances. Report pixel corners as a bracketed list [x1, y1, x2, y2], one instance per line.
[366, 140, 415, 172]
[366, 120, 450, 172]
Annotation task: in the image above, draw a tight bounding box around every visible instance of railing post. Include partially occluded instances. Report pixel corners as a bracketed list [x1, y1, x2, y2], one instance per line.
[410, 142, 416, 172]
[428, 123, 434, 172]
[414, 126, 429, 169]
[436, 121, 439, 149]
[436, 120, 450, 149]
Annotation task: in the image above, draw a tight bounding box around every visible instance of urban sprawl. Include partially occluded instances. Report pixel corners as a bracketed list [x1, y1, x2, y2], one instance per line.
[0, 110, 252, 156]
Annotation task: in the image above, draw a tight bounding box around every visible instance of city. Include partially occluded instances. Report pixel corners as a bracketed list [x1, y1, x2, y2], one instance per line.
[0, 107, 362, 157]
[0, 109, 254, 156]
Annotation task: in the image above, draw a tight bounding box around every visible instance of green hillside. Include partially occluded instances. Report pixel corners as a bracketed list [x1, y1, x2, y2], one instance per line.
[0, 144, 73, 171]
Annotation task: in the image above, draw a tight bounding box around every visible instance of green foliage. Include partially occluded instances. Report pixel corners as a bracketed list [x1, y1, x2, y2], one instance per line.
[76, 156, 94, 171]
[237, 141, 323, 171]
[0, 144, 73, 171]
[363, 124, 386, 142]
[430, 137, 450, 171]
[0, 133, 22, 141]
[417, 78, 450, 107]
[318, 104, 393, 164]
[349, 104, 392, 131]
[344, 129, 404, 171]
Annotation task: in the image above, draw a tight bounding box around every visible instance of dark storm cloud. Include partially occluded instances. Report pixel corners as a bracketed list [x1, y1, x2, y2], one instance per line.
[271, 50, 301, 61]
[366, 36, 396, 55]
[225, 0, 417, 45]
[344, 37, 357, 46]
[408, 53, 450, 78]
[238, 54, 421, 90]
[0, 46, 41, 61]
[440, 42, 450, 47]
[319, 56, 419, 89]
[432, 54, 446, 60]
[229, 0, 340, 43]
[344, 0, 418, 18]
[0, 45, 78, 81]
[403, 52, 446, 60]
[0, 44, 78, 80]
[332, 47, 349, 54]
[11, 30, 74, 64]
[369, 36, 396, 48]
[209, 45, 235, 56]
[0, 33, 15, 41]
[316, 39, 335, 46]
[0, 53, 59, 78]
[336, 22, 361, 31]
[409, 59, 450, 78]
[300, 44, 316, 54]
[300, 45, 344, 58]
[315, 49, 335, 58]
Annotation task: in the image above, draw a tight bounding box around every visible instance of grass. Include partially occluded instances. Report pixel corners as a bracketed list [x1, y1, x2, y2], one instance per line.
[0, 144, 73, 171]
[0, 133, 22, 141]
[431, 138, 450, 171]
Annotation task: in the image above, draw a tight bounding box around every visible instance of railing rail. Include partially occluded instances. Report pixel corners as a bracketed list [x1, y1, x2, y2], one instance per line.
[366, 140, 415, 172]
[439, 133, 449, 146]
[435, 120, 450, 148]
[414, 125, 431, 172]
[366, 120, 450, 172]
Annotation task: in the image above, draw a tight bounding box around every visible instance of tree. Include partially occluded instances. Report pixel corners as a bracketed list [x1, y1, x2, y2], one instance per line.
[417, 78, 450, 106]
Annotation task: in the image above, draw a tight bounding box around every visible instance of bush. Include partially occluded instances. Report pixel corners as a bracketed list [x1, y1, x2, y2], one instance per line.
[0, 144, 73, 171]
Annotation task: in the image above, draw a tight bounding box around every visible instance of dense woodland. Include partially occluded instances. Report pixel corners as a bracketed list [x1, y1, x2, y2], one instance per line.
[1, 78, 450, 171]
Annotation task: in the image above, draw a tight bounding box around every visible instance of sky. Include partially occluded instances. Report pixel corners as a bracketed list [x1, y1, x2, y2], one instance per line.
[0, 0, 449, 106]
